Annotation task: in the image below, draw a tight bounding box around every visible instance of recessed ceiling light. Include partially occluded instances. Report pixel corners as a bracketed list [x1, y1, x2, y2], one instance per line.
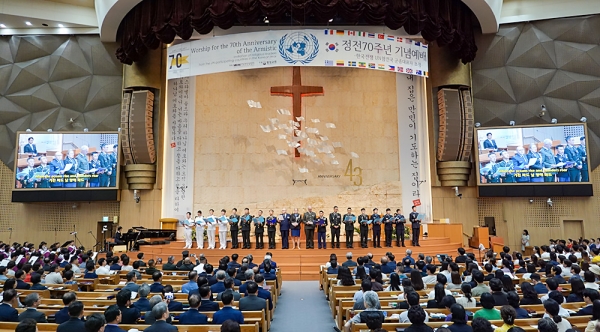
[0, 24, 5, 28]
[25, 21, 32, 26]
[58, 24, 64, 28]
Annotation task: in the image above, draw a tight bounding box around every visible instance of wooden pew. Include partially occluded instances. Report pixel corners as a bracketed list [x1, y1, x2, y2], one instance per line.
[0, 322, 260, 332]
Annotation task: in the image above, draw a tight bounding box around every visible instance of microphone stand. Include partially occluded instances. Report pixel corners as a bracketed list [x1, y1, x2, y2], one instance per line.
[88, 231, 101, 252]
[8, 228, 12, 242]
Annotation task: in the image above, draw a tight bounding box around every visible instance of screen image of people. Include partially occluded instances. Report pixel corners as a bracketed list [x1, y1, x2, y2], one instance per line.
[477, 125, 589, 184]
[14, 133, 119, 189]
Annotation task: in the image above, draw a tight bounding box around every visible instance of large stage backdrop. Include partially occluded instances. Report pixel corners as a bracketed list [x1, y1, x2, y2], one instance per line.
[161, 29, 431, 239]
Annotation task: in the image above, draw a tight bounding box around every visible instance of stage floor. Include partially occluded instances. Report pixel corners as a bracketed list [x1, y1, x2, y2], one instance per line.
[136, 237, 467, 280]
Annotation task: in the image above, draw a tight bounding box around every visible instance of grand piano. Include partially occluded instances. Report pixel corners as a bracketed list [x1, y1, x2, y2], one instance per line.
[123, 227, 176, 251]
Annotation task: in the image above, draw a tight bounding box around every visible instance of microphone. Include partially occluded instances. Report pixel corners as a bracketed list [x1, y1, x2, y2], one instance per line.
[70, 232, 77, 235]
[7, 228, 12, 231]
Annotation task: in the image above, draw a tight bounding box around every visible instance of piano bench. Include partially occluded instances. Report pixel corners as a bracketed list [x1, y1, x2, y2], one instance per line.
[112, 244, 127, 253]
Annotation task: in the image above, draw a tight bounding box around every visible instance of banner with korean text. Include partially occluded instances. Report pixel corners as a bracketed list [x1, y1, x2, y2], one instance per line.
[397, 74, 432, 229]
[167, 29, 428, 80]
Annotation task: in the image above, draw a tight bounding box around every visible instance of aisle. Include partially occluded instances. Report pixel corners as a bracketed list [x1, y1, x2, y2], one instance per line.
[269, 281, 336, 332]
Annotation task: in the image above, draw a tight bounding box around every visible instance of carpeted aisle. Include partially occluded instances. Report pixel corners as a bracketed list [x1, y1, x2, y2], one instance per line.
[269, 281, 337, 332]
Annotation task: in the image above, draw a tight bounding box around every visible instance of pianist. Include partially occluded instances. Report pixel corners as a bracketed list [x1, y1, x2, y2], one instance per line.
[114, 227, 125, 245]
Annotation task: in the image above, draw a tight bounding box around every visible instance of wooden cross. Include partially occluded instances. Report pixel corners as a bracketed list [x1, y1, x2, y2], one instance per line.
[271, 66, 324, 157]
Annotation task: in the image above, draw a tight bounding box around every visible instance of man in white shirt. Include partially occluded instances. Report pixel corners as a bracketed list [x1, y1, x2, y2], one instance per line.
[96, 258, 111, 275]
[427, 274, 452, 299]
[206, 209, 217, 249]
[195, 211, 205, 249]
[400, 291, 429, 323]
[44, 265, 64, 284]
[217, 209, 229, 250]
[182, 212, 194, 249]
[422, 265, 438, 285]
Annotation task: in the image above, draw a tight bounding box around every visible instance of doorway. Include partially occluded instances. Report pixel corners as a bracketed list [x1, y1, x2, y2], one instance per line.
[563, 220, 583, 241]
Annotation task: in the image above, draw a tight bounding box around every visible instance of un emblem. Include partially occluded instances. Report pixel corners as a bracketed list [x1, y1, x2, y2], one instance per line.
[279, 32, 319, 64]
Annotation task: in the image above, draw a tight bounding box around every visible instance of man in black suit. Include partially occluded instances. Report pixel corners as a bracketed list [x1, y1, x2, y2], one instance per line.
[178, 294, 208, 325]
[0, 289, 18, 322]
[409, 206, 420, 246]
[329, 206, 342, 249]
[253, 274, 274, 311]
[343, 207, 356, 249]
[55, 292, 77, 324]
[84, 313, 107, 332]
[483, 132, 498, 151]
[143, 302, 177, 332]
[18, 293, 47, 323]
[197, 284, 220, 311]
[104, 305, 127, 332]
[23, 137, 37, 155]
[576, 289, 599, 316]
[239, 281, 267, 312]
[57, 301, 85, 332]
[116, 289, 140, 324]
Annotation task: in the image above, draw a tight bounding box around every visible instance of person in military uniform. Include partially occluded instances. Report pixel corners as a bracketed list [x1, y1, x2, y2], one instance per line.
[109, 144, 118, 187]
[512, 146, 530, 183]
[35, 156, 51, 188]
[98, 143, 111, 187]
[343, 208, 355, 249]
[63, 149, 78, 188]
[329, 206, 342, 249]
[253, 210, 265, 249]
[565, 136, 582, 182]
[290, 208, 302, 249]
[88, 152, 101, 187]
[303, 206, 317, 249]
[409, 206, 420, 246]
[540, 139, 556, 183]
[316, 210, 328, 249]
[394, 208, 406, 247]
[76, 145, 90, 188]
[554, 145, 571, 182]
[17, 157, 37, 188]
[240, 208, 252, 249]
[49, 151, 66, 188]
[229, 208, 240, 249]
[371, 208, 381, 248]
[579, 136, 588, 182]
[266, 210, 277, 249]
[481, 153, 500, 184]
[358, 208, 369, 248]
[497, 151, 516, 183]
[526, 143, 543, 183]
[279, 208, 291, 249]
[382, 208, 394, 248]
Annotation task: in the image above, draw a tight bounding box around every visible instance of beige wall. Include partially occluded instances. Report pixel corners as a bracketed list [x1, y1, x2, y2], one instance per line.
[193, 66, 402, 215]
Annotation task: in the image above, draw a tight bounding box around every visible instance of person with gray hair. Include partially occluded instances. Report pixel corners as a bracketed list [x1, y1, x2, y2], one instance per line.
[211, 270, 228, 293]
[144, 295, 172, 325]
[132, 283, 151, 312]
[239, 270, 255, 294]
[344, 291, 384, 332]
[404, 249, 415, 265]
[342, 252, 357, 268]
[143, 302, 177, 332]
[162, 256, 177, 270]
[18, 293, 47, 323]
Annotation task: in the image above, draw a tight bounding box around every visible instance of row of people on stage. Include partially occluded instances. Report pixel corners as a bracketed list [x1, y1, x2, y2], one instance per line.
[15, 144, 118, 188]
[180, 205, 424, 250]
[480, 136, 589, 184]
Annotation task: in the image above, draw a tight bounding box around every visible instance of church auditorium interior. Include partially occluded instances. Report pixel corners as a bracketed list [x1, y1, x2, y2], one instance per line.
[1, 0, 600, 331]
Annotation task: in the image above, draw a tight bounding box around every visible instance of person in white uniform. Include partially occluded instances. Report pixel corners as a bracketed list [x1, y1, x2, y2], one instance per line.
[206, 209, 217, 249]
[217, 209, 229, 249]
[182, 212, 194, 249]
[195, 210, 206, 249]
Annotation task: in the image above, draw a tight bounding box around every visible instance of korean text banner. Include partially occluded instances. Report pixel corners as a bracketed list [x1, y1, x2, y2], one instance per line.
[167, 29, 428, 80]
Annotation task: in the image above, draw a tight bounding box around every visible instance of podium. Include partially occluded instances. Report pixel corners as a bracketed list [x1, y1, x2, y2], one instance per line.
[469, 226, 489, 249]
[160, 218, 179, 230]
[427, 223, 463, 244]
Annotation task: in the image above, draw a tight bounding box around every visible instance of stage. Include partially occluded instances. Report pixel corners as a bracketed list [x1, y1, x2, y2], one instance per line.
[137, 236, 467, 280]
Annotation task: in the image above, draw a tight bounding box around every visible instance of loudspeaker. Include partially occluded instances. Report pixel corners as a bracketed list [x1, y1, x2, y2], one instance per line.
[484, 216, 496, 236]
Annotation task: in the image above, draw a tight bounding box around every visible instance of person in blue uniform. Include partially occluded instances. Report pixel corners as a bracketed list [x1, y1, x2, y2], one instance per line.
[278, 208, 290, 249]
[578, 136, 588, 182]
[88, 152, 101, 187]
[409, 206, 420, 246]
[316, 210, 328, 249]
[483, 133, 498, 150]
[512, 146, 530, 183]
[35, 156, 51, 188]
[343, 207, 355, 249]
[554, 145, 571, 182]
[371, 208, 382, 248]
[290, 208, 302, 249]
[329, 206, 342, 249]
[565, 136, 582, 182]
[497, 151, 516, 183]
[17, 158, 37, 188]
[49, 151, 66, 188]
[253, 210, 265, 249]
[63, 149, 78, 188]
[539, 139, 556, 183]
[98, 144, 111, 187]
[109, 144, 118, 187]
[358, 208, 369, 248]
[394, 209, 406, 247]
[76, 145, 90, 188]
[266, 210, 277, 250]
[481, 153, 500, 183]
[383, 208, 394, 248]
[527, 144, 544, 183]
[229, 208, 240, 249]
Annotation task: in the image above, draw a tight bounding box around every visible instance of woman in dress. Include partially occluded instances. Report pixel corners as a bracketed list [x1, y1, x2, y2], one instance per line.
[290, 208, 302, 249]
[521, 229, 530, 252]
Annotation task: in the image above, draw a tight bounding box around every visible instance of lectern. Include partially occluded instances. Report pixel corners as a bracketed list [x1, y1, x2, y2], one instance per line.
[160, 218, 179, 230]
[469, 226, 489, 249]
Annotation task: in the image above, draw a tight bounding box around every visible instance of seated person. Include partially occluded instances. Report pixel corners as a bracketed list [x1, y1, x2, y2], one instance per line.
[343, 291, 385, 332]
[507, 291, 529, 319]
[473, 293, 501, 320]
[109, 257, 121, 271]
[399, 291, 429, 323]
[531, 273, 549, 294]
[116, 289, 141, 324]
[198, 284, 220, 311]
[448, 303, 472, 332]
[179, 294, 208, 324]
[143, 302, 177, 332]
[83, 261, 98, 279]
[55, 292, 77, 324]
[18, 293, 47, 323]
[145, 259, 158, 276]
[576, 288, 599, 315]
[217, 278, 241, 301]
[490, 278, 509, 305]
[96, 258, 111, 275]
[29, 273, 47, 291]
[471, 270, 491, 296]
[520, 282, 542, 305]
[103, 304, 127, 332]
[213, 291, 244, 324]
[15, 270, 30, 290]
[327, 259, 339, 274]
[427, 284, 447, 309]
[427, 274, 452, 299]
[0, 289, 19, 322]
[132, 284, 151, 312]
[57, 301, 85, 332]
[84, 313, 107, 332]
[162, 285, 183, 312]
[150, 272, 164, 293]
